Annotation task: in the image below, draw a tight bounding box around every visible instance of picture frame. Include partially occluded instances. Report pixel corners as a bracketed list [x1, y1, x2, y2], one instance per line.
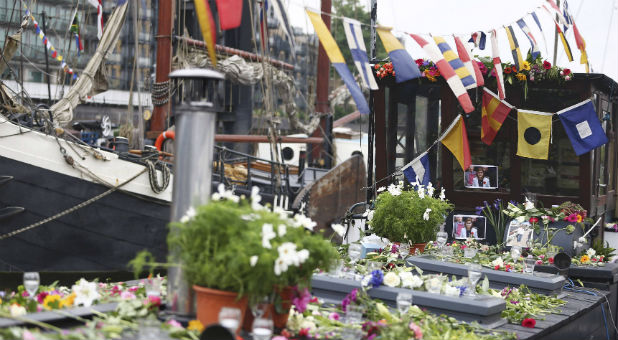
[452, 214, 487, 240]
[505, 220, 534, 248]
[464, 165, 499, 189]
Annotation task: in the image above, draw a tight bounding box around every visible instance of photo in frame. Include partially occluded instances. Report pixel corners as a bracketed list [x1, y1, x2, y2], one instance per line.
[452, 214, 487, 240]
[505, 220, 534, 247]
[464, 165, 499, 189]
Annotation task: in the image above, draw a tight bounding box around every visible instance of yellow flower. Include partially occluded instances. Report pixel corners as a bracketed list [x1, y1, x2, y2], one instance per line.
[187, 320, 204, 333]
[0, 297, 2, 304]
[580, 255, 590, 264]
[60, 293, 76, 308]
[516, 73, 527, 81]
[43, 294, 62, 310]
[576, 215, 583, 223]
[522, 61, 531, 71]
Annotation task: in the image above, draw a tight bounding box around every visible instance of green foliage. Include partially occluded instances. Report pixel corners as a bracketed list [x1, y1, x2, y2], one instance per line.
[369, 185, 452, 243]
[499, 285, 565, 324]
[592, 239, 616, 259]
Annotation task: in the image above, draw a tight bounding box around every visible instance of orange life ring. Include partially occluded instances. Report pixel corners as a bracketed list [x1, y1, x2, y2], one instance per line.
[155, 130, 175, 151]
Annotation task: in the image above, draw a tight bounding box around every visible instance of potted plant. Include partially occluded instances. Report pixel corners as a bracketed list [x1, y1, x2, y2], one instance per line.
[132, 185, 337, 329]
[369, 182, 452, 253]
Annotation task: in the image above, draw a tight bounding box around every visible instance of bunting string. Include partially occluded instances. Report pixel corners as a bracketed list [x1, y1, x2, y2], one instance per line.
[23, 2, 79, 80]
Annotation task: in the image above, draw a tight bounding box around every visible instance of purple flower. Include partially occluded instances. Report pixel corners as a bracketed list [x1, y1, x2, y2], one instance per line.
[349, 288, 358, 302]
[510, 300, 519, 304]
[369, 270, 383, 287]
[341, 297, 350, 312]
[422, 60, 430, 66]
[475, 206, 484, 215]
[391, 244, 399, 254]
[328, 312, 340, 321]
[493, 198, 502, 210]
[292, 287, 312, 313]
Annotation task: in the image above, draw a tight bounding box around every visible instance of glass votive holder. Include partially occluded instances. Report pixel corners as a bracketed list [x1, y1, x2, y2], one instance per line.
[425, 276, 443, 294]
[523, 258, 536, 275]
[463, 247, 477, 258]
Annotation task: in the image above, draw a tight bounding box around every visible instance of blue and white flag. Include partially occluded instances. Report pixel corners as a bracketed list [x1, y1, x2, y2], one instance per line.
[530, 11, 549, 55]
[402, 152, 430, 186]
[516, 19, 540, 60]
[468, 31, 486, 50]
[343, 18, 378, 90]
[562, 0, 573, 32]
[557, 100, 608, 156]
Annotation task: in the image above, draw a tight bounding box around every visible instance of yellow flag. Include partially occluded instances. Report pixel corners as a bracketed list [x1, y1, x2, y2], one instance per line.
[306, 10, 345, 63]
[516, 110, 553, 160]
[440, 115, 471, 170]
[194, 0, 217, 67]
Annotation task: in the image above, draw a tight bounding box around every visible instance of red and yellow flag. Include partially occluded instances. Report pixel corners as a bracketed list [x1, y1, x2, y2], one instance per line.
[482, 88, 514, 145]
[440, 115, 471, 170]
[194, 0, 217, 66]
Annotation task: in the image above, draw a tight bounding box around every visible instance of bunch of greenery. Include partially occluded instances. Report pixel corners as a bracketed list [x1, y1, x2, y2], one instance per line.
[132, 189, 337, 301]
[369, 183, 453, 244]
[476, 199, 510, 244]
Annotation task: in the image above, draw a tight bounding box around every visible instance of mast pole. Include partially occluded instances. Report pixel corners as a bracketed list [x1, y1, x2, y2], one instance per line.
[552, 0, 560, 66]
[149, 0, 174, 138]
[366, 0, 377, 204]
[42, 11, 52, 105]
[312, 0, 332, 168]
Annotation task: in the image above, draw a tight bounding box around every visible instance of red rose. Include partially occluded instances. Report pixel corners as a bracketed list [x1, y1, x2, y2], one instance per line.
[512, 66, 517, 73]
[504, 67, 512, 74]
[529, 217, 539, 223]
[543, 61, 552, 69]
[522, 318, 536, 328]
[415, 59, 424, 66]
[299, 328, 310, 337]
[374, 64, 380, 70]
[563, 68, 571, 75]
[494, 265, 500, 270]
[548, 257, 554, 264]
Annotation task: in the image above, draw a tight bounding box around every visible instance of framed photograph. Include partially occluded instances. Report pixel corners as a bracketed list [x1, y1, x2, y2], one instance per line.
[452, 214, 487, 240]
[464, 165, 499, 189]
[505, 220, 534, 247]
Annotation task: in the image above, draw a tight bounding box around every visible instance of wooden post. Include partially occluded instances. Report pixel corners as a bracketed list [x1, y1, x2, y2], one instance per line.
[149, 0, 174, 138]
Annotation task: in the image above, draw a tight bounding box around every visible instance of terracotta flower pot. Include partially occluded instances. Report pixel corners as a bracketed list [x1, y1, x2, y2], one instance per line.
[241, 286, 293, 332]
[193, 285, 248, 333]
[411, 242, 426, 254]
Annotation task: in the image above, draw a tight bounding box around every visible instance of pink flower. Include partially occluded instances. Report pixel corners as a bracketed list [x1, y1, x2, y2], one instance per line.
[477, 61, 488, 75]
[37, 291, 49, 304]
[292, 287, 311, 313]
[167, 319, 183, 328]
[409, 321, 423, 339]
[129, 286, 139, 292]
[272, 336, 288, 340]
[146, 295, 161, 307]
[328, 312, 340, 321]
[536, 260, 543, 265]
[120, 291, 136, 300]
[23, 330, 36, 340]
[539, 255, 545, 259]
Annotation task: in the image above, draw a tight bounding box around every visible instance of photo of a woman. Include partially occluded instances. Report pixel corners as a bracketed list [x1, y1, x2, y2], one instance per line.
[464, 165, 499, 189]
[472, 167, 491, 188]
[452, 214, 486, 240]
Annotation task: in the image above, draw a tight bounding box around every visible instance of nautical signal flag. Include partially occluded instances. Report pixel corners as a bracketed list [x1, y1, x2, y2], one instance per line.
[469, 31, 486, 50]
[505, 25, 524, 71]
[543, 5, 573, 62]
[516, 18, 540, 60]
[377, 27, 421, 83]
[215, 0, 243, 30]
[530, 11, 549, 55]
[194, 0, 217, 66]
[490, 30, 506, 100]
[433, 36, 475, 90]
[454, 36, 483, 87]
[409, 34, 474, 113]
[440, 115, 471, 170]
[516, 110, 553, 160]
[343, 18, 378, 90]
[306, 9, 369, 114]
[402, 151, 431, 186]
[572, 22, 589, 72]
[557, 100, 608, 156]
[482, 88, 513, 145]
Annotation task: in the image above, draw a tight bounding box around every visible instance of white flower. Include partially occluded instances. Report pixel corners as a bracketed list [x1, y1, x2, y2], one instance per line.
[293, 214, 317, 231]
[367, 210, 374, 222]
[444, 284, 460, 297]
[383, 272, 401, 287]
[72, 279, 100, 307]
[274, 257, 288, 276]
[426, 182, 435, 197]
[491, 257, 504, 268]
[213, 183, 240, 203]
[331, 223, 346, 237]
[423, 208, 432, 221]
[251, 186, 264, 210]
[587, 248, 597, 257]
[439, 187, 446, 200]
[278, 242, 299, 266]
[417, 187, 425, 199]
[262, 223, 276, 249]
[578, 237, 586, 243]
[297, 249, 310, 264]
[9, 304, 26, 317]
[523, 198, 534, 210]
[250, 255, 258, 267]
[400, 273, 424, 289]
[179, 206, 196, 223]
[361, 275, 371, 287]
[273, 206, 289, 219]
[387, 184, 402, 196]
[278, 224, 287, 237]
[516, 216, 526, 223]
[377, 186, 386, 193]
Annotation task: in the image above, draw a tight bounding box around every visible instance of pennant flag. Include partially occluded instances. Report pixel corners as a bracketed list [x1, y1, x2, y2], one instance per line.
[490, 30, 506, 100]
[433, 36, 475, 90]
[402, 152, 430, 186]
[453, 36, 478, 88]
[87, 0, 103, 39]
[516, 110, 553, 160]
[530, 11, 549, 55]
[409, 34, 474, 113]
[343, 18, 378, 90]
[505, 25, 524, 71]
[70, 13, 84, 56]
[270, 0, 296, 59]
[545, 0, 569, 27]
[456, 35, 485, 86]
[482, 88, 513, 145]
[557, 100, 608, 156]
[194, 0, 218, 66]
[572, 22, 589, 72]
[306, 9, 369, 114]
[215, 0, 243, 30]
[542, 5, 574, 62]
[440, 115, 471, 170]
[468, 31, 486, 50]
[516, 18, 540, 60]
[377, 27, 421, 83]
[562, 0, 573, 32]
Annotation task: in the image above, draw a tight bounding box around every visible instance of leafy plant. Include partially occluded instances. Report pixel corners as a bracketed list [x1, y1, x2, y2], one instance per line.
[369, 183, 452, 244]
[476, 199, 509, 245]
[591, 239, 616, 260]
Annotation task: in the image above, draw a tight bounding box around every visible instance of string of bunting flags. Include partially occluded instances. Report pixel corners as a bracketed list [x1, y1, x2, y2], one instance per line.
[401, 90, 608, 186]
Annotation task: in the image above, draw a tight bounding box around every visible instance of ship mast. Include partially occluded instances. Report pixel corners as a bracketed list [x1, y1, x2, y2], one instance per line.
[149, 0, 174, 139]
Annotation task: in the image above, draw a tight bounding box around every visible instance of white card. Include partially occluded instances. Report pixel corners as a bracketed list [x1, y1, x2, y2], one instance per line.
[576, 120, 592, 139]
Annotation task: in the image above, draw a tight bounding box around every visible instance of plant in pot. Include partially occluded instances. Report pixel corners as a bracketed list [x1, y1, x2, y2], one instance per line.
[131, 185, 338, 330]
[369, 182, 453, 253]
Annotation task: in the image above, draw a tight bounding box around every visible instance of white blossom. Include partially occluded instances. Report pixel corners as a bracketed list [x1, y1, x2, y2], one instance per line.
[387, 183, 402, 196]
[586, 248, 597, 257]
[72, 279, 100, 307]
[250, 186, 264, 210]
[377, 186, 386, 193]
[491, 257, 504, 268]
[439, 187, 446, 200]
[9, 304, 26, 317]
[278, 242, 299, 266]
[179, 206, 196, 223]
[444, 284, 460, 297]
[400, 272, 423, 289]
[293, 214, 317, 231]
[331, 223, 346, 237]
[423, 208, 432, 221]
[417, 187, 425, 199]
[523, 198, 535, 210]
[426, 182, 435, 197]
[383, 272, 401, 287]
[272, 206, 289, 219]
[277, 224, 287, 237]
[262, 223, 276, 249]
[274, 257, 288, 276]
[250, 255, 258, 267]
[297, 249, 310, 264]
[212, 183, 239, 203]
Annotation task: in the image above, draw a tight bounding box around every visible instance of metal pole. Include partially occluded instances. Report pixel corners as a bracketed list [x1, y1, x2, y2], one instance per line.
[41, 11, 52, 105]
[167, 69, 224, 316]
[366, 0, 377, 204]
[552, 0, 560, 66]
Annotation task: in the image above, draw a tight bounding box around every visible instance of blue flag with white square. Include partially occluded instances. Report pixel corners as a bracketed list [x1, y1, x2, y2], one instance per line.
[557, 99, 608, 156]
[402, 152, 430, 186]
